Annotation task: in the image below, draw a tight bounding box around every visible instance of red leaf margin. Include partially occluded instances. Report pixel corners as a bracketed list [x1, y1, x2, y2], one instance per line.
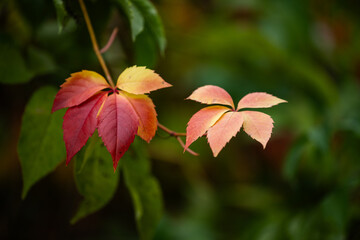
[52, 67, 172, 170]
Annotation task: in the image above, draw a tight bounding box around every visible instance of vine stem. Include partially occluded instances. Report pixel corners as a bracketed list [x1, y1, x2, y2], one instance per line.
[157, 122, 186, 137]
[100, 27, 119, 53]
[157, 122, 199, 156]
[79, 0, 115, 88]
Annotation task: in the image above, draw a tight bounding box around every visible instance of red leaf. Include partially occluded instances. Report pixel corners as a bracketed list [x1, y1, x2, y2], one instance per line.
[63, 92, 108, 165]
[237, 92, 287, 110]
[187, 85, 235, 109]
[241, 111, 274, 148]
[207, 111, 244, 157]
[52, 70, 109, 112]
[122, 92, 157, 142]
[116, 66, 172, 94]
[185, 106, 230, 150]
[97, 93, 139, 171]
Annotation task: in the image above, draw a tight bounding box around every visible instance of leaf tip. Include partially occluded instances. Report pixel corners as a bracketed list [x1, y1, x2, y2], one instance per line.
[21, 189, 28, 200]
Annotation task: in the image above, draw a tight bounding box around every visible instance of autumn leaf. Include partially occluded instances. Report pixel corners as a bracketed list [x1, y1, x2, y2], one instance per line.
[185, 106, 229, 150]
[63, 92, 108, 165]
[97, 93, 139, 170]
[237, 92, 287, 110]
[52, 66, 171, 170]
[207, 111, 244, 157]
[117, 66, 171, 94]
[187, 85, 235, 109]
[52, 71, 109, 112]
[185, 86, 286, 156]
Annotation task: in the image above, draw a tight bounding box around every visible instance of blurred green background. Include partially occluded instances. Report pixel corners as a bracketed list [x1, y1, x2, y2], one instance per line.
[1, 0, 360, 239]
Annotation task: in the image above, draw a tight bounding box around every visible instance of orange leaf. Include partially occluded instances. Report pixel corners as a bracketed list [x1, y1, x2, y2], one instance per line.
[116, 66, 172, 94]
[185, 106, 230, 150]
[241, 111, 274, 148]
[121, 92, 157, 142]
[52, 70, 109, 112]
[187, 85, 234, 109]
[237, 92, 287, 110]
[63, 92, 108, 165]
[207, 111, 244, 157]
[97, 94, 139, 171]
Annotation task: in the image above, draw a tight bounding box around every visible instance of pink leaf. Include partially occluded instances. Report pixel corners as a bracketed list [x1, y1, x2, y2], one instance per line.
[52, 70, 109, 112]
[97, 93, 139, 171]
[121, 92, 157, 142]
[237, 92, 287, 110]
[207, 111, 244, 157]
[116, 66, 172, 94]
[63, 92, 108, 165]
[185, 106, 230, 150]
[241, 111, 274, 148]
[187, 85, 235, 109]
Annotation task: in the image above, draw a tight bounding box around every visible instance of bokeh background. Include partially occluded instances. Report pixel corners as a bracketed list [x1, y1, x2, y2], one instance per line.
[1, 0, 360, 239]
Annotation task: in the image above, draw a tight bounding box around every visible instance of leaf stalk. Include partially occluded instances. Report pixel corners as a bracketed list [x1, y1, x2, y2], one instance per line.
[157, 122, 198, 156]
[79, 0, 115, 88]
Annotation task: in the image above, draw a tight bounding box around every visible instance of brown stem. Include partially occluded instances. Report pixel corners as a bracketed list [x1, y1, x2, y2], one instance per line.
[157, 122, 199, 156]
[176, 136, 199, 156]
[100, 27, 119, 53]
[79, 0, 115, 88]
[157, 122, 186, 137]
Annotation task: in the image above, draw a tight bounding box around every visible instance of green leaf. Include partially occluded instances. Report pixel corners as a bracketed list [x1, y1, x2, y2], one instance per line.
[135, 29, 158, 68]
[115, 0, 144, 41]
[132, 0, 166, 54]
[71, 133, 119, 224]
[27, 46, 57, 76]
[53, 0, 69, 33]
[0, 41, 33, 84]
[282, 135, 308, 182]
[18, 86, 66, 198]
[123, 138, 163, 240]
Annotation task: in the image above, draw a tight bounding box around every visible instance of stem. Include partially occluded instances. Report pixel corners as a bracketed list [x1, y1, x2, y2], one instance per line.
[176, 136, 199, 156]
[79, 0, 115, 88]
[157, 122, 199, 156]
[157, 122, 186, 137]
[100, 27, 119, 53]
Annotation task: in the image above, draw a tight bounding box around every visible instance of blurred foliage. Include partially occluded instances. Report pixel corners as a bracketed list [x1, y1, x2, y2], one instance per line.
[123, 138, 163, 240]
[71, 132, 119, 224]
[1, 0, 360, 239]
[18, 86, 65, 199]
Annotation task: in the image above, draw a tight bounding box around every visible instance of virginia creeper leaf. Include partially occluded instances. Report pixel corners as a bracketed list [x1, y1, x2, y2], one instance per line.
[115, 0, 144, 41]
[186, 86, 286, 156]
[237, 92, 287, 110]
[241, 111, 274, 148]
[97, 93, 139, 171]
[0, 41, 33, 84]
[122, 91, 157, 142]
[71, 133, 119, 224]
[18, 86, 66, 198]
[116, 66, 171, 94]
[52, 70, 109, 112]
[123, 139, 163, 240]
[63, 92, 108, 165]
[207, 111, 244, 157]
[53, 67, 170, 169]
[185, 106, 229, 150]
[131, 0, 166, 54]
[187, 85, 235, 109]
